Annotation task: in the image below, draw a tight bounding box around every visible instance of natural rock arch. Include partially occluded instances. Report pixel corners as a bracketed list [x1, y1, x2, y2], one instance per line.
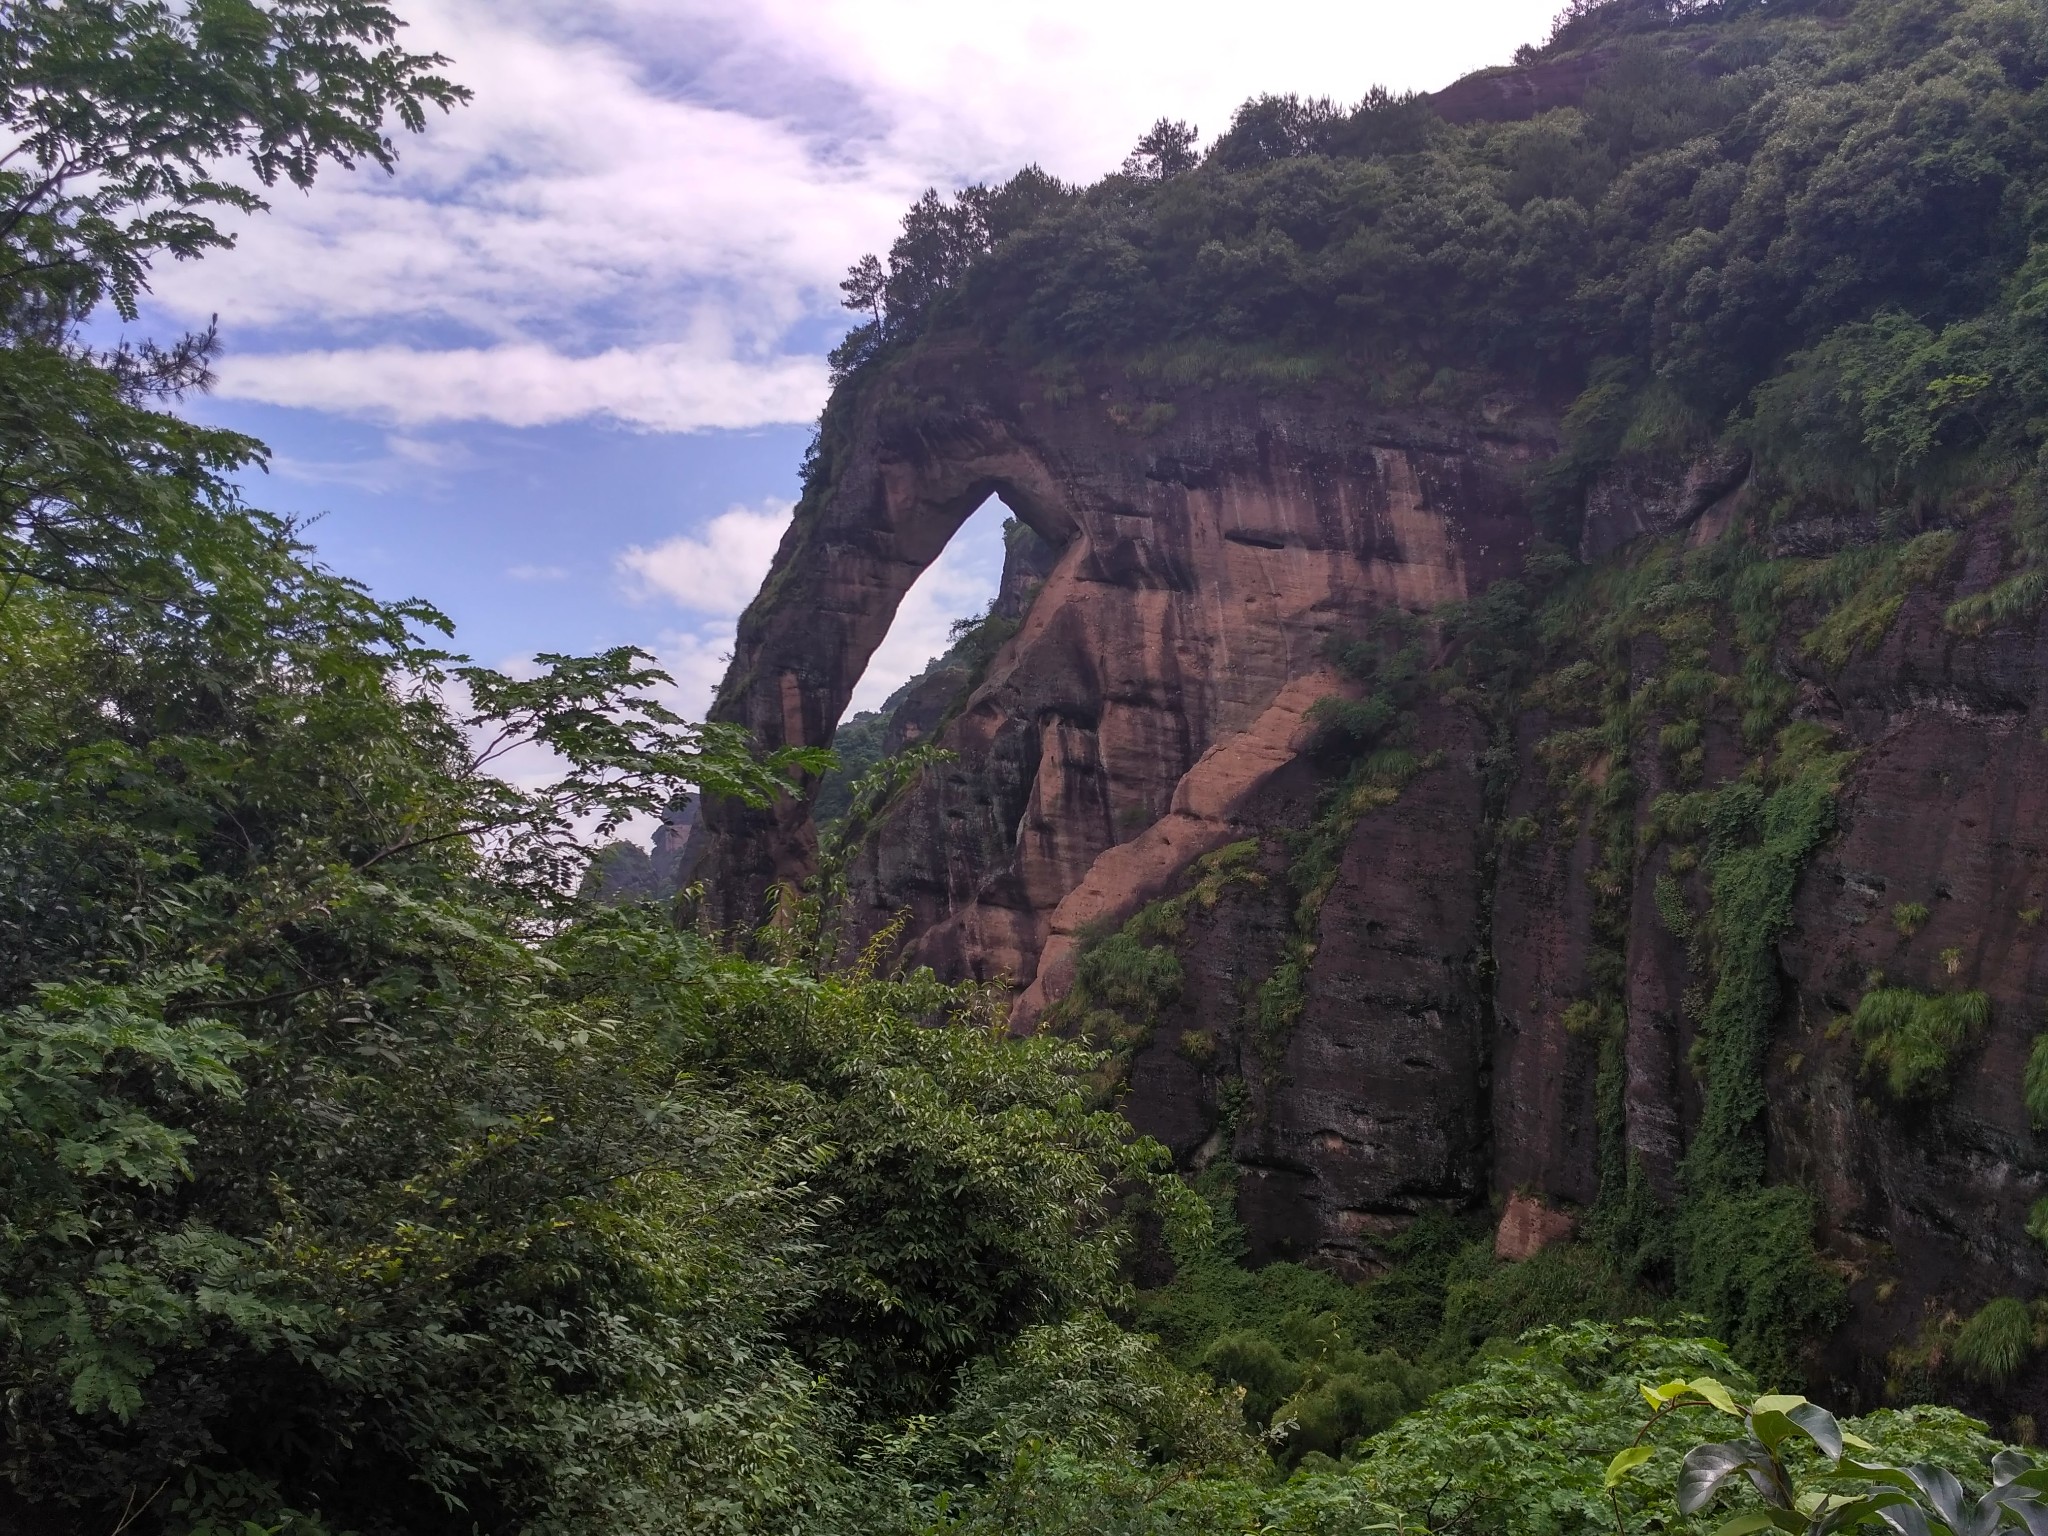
[698, 356, 1080, 929]
[698, 339, 1547, 972]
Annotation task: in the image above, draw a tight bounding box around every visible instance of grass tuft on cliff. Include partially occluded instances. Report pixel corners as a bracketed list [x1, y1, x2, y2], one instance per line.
[1852, 988, 1994, 1101]
[1952, 1297, 2039, 1386]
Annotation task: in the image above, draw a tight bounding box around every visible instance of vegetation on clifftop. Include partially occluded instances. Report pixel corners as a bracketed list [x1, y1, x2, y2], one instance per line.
[823, 0, 2048, 565]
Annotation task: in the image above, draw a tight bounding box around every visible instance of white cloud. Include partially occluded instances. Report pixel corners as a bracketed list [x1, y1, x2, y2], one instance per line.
[661, 0, 1567, 186]
[216, 339, 827, 432]
[843, 496, 1009, 715]
[507, 563, 569, 581]
[387, 433, 475, 469]
[154, 0, 1560, 432]
[152, 0, 913, 341]
[651, 625, 741, 723]
[619, 498, 794, 614]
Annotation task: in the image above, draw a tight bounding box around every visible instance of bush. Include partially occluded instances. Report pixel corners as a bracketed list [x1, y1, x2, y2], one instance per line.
[1351, 1321, 1753, 1536]
[1272, 1362, 1419, 1460]
[1622, 1377, 2043, 1536]
[1199, 1330, 1303, 1425]
[1851, 988, 1993, 1099]
[1953, 1297, 2037, 1386]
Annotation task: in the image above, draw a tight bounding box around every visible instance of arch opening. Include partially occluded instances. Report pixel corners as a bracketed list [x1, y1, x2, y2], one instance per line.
[843, 492, 1011, 721]
[812, 492, 1057, 826]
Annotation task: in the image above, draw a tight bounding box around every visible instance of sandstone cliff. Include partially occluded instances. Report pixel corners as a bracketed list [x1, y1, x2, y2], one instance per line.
[697, 7, 2048, 1423]
[698, 342, 2048, 1420]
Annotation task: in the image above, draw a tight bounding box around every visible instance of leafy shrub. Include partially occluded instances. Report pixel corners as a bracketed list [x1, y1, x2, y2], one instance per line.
[1272, 1360, 1421, 1461]
[1352, 1321, 1752, 1536]
[1790, 534, 1959, 670]
[2026, 1033, 2048, 1129]
[813, 708, 892, 825]
[946, 601, 1022, 681]
[890, 1311, 1262, 1490]
[1048, 843, 1264, 1071]
[1074, 928, 1184, 1018]
[1851, 988, 1993, 1099]
[1435, 1238, 1658, 1355]
[1946, 568, 2048, 635]
[1622, 1375, 2044, 1536]
[1199, 1330, 1303, 1425]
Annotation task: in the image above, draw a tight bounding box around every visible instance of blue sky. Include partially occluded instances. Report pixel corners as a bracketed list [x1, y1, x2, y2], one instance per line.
[144, 0, 1562, 729]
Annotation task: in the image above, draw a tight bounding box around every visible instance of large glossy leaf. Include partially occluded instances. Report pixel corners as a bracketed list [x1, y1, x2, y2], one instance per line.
[1713, 1513, 1788, 1536]
[1827, 1491, 1927, 1536]
[1787, 1403, 1846, 1462]
[1994, 1454, 2037, 1489]
[1904, 1465, 1968, 1531]
[1752, 1410, 1803, 1455]
[1874, 1501, 1936, 1536]
[1997, 1496, 2048, 1536]
[1957, 1492, 2015, 1536]
[1842, 1459, 1925, 1496]
[1684, 1442, 1770, 1515]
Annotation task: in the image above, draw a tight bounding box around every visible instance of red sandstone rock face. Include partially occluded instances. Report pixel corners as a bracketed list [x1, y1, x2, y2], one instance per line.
[702, 342, 1546, 984]
[1237, 699, 1494, 1270]
[1495, 1193, 1578, 1262]
[1765, 533, 2048, 1413]
[702, 349, 2048, 1418]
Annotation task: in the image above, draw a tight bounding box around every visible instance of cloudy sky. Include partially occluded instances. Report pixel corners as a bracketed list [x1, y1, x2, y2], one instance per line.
[150, 0, 1561, 722]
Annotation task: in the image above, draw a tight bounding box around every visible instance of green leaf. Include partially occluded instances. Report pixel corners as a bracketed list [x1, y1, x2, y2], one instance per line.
[1993, 1452, 2041, 1488]
[1873, 1502, 1935, 1536]
[1608, 1446, 1657, 1487]
[1690, 1377, 1745, 1417]
[1751, 1409, 1802, 1454]
[1681, 1442, 1767, 1515]
[1753, 1394, 1810, 1414]
[1839, 1459, 1923, 1496]
[1787, 1402, 1845, 1461]
[1712, 1512, 1790, 1536]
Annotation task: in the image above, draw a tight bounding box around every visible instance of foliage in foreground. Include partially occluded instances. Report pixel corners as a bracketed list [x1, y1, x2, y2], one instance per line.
[1616, 1373, 2046, 1536]
[5, 1, 2043, 1531]
[0, 4, 1186, 1529]
[886, 1318, 2032, 1536]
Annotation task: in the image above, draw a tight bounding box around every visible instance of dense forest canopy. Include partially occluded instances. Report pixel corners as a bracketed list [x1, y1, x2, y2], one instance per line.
[3, 0, 2047, 1532]
[828, 0, 2048, 536]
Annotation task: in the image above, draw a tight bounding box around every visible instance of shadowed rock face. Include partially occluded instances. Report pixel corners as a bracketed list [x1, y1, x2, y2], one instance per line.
[702, 347, 2048, 1421]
